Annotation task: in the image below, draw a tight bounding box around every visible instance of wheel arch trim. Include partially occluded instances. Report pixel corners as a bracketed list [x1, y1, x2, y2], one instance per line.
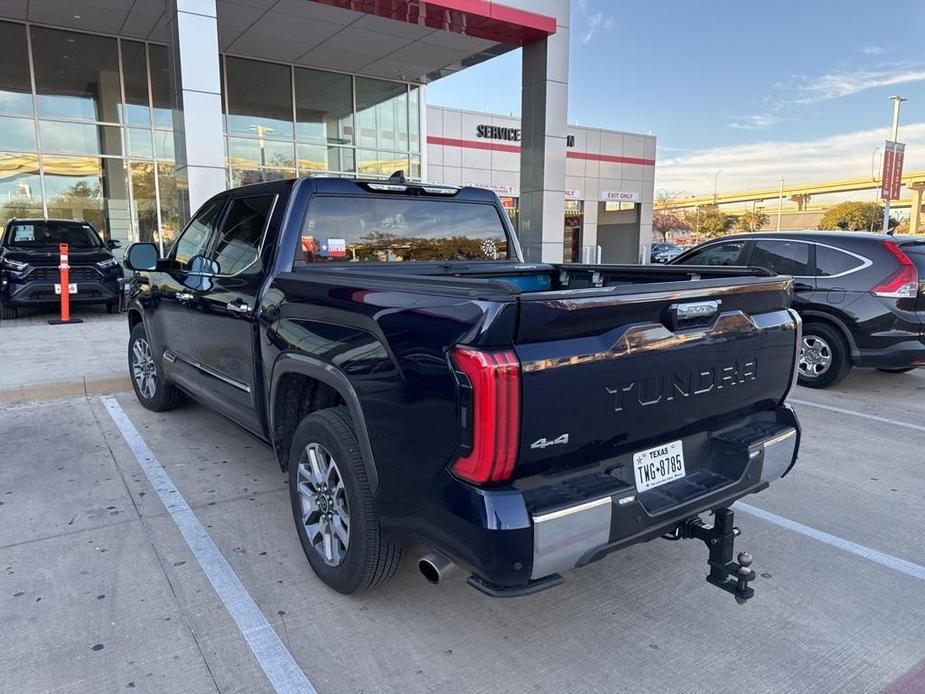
[269, 352, 379, 491]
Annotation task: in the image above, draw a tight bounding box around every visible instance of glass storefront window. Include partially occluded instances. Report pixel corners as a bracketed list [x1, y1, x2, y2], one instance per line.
[148, 44, 173, 129]
[409, 87, 420, 153]
[228, 137, 295, 170]
[32, 27, 121, 123]
[225, 57, 294, 139]
[127, 128, 154, 159]
[356, 150, 409, 177]
[296, 144, 354, 174]
[42, 155, 131, 243]
[356, 78, 408, 153]
[0, 22, 33, 116]
[0, 152, 42, 226]
[39, 121, 122, 157]
[130, 161, 158, 244]
[295, 68, 353, 145]
[153, 130, 174, 161]
[0, 116, 37, 152]
[156, 161, 181, 247]
[121, 40, 151, 126]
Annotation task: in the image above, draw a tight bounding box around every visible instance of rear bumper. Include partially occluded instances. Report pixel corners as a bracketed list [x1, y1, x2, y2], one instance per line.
[854, 339, 925, 369]
[423, 405, 800, 589]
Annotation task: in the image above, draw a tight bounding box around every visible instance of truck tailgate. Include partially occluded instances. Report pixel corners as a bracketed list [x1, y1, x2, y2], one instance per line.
[512, 277, 799, 475]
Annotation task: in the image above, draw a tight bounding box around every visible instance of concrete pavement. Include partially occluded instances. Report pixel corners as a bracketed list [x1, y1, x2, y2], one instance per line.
[0, 305, 130, 403]
[1, 368, 924, 693]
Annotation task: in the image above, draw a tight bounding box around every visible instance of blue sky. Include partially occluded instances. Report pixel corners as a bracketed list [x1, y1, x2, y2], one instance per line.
[427, 0, 925, 196]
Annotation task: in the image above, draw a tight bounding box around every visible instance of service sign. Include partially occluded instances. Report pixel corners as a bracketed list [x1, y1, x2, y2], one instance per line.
[599, 190, 641, 203]
[564, 189, 583, 200]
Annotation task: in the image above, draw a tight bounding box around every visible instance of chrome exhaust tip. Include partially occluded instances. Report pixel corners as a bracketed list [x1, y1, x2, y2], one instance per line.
[418, 551, 456, 584]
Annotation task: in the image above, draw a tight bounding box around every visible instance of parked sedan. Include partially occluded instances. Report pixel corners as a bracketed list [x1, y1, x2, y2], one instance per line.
[672, 231, 925, 388]
[0, 218, 122, 319]
[650, 242, 682, 263]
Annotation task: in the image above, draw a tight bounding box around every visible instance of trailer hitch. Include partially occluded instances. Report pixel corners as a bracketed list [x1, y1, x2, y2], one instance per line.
[675, 508, 756, 605]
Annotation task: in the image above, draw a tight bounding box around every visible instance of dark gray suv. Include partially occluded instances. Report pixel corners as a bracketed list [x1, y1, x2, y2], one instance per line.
[672, 231, 925, 388]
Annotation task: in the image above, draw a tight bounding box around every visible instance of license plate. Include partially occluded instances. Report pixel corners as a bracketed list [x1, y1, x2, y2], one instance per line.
[633, 440, 686, 492]
[54, 283, 77, 295]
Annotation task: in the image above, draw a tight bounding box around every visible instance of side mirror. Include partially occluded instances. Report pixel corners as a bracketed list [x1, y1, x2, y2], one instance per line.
[107, 239, 122, 250]
[124, 242, 159, 271]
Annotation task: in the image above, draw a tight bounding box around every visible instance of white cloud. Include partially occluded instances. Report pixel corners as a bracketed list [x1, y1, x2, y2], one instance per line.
[861, 46, 887, 56]
[575, 0, 615, 45]
[728, 114, 779, 130]
[786, 66, 925, 104]
[655, 122, 925, 196]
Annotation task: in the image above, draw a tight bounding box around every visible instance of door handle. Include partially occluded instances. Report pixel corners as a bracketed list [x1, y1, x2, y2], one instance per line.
[176, 291, 193, 303]
[226, 300, 252, 316]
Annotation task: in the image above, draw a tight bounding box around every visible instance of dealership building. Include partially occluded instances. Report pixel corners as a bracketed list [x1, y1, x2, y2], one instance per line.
[0, 0, 655, 264]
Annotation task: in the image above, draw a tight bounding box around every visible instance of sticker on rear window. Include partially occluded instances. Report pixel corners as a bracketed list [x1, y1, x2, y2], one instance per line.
[12, 225, 34, 242]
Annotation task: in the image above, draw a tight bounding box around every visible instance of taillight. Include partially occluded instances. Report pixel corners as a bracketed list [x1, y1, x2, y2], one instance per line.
[872, 242, 919, 299]
[450, 347, 520, 484]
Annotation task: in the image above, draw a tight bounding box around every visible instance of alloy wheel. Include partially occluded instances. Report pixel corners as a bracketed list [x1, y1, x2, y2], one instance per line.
[131, 337, 157, 399]
[799, 335, 833, 379]
[297, 442, 350, 566]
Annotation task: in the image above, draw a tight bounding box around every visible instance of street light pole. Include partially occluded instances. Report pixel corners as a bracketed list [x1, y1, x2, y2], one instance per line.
[882, 95, 906, 232]
[713, 169, 722, 207]
[776, 176, 784, 231]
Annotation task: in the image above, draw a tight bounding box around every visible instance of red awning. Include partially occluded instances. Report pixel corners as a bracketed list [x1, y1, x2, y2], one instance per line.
[312, 0, 557, 46]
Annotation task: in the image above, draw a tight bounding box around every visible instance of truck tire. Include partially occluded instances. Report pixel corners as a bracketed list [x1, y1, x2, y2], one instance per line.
[128, 323, 184, 411]
[0, 303, 16, 319]
[797, 322, 851, 389]
[288, 407, 402, 594]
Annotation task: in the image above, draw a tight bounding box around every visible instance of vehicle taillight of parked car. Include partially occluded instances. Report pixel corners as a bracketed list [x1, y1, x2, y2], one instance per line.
[871, 241, 919, 299]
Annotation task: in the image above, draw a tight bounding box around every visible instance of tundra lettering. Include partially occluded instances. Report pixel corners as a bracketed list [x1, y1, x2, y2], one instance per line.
[607, 358, 759, 412]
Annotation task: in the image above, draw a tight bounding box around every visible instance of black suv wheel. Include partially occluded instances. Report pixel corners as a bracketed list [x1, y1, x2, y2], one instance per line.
[288, 407, 402, 594]
[798, 323, 851, 389]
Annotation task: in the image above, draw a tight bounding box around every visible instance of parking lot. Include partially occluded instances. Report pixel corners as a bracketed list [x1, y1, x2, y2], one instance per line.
[2, 312, 924, 694]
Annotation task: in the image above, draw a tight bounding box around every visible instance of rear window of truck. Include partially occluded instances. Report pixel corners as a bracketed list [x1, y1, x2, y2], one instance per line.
[295, 196, 511, 264]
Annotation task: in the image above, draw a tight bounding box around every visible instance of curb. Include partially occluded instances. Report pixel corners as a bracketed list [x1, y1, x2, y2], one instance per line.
[0, 376, 132, 404]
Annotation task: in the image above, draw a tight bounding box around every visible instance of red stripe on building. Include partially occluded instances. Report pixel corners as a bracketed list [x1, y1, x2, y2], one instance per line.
[312, 1, 556, 45]
[427, 135, 522, 154]
[566, 151, 656, 166]
[426, 135, 656, 166]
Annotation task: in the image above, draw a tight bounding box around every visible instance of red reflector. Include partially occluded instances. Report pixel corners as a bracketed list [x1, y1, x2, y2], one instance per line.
[872, 241, 919, 298]
[451, 347, 520, 484]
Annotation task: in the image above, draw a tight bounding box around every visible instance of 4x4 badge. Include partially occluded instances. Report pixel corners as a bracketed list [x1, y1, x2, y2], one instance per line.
[530, 434, 569, 449]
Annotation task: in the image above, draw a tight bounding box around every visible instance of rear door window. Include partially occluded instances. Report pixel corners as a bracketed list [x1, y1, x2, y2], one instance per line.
[676, 241, 746, 266]
[814, 244, 868, 277]
[749, 240, 812, 276]
[209, 194, 275, 275]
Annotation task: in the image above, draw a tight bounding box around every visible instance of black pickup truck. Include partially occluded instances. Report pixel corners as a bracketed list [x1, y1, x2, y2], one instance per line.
[123, 175, 802, 603]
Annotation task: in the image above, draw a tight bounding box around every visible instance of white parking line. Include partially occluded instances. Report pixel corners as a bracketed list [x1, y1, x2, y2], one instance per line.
[789, 398, 925, 433]
[102, 397, 316, 694]
[736, 502, 925, 582]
